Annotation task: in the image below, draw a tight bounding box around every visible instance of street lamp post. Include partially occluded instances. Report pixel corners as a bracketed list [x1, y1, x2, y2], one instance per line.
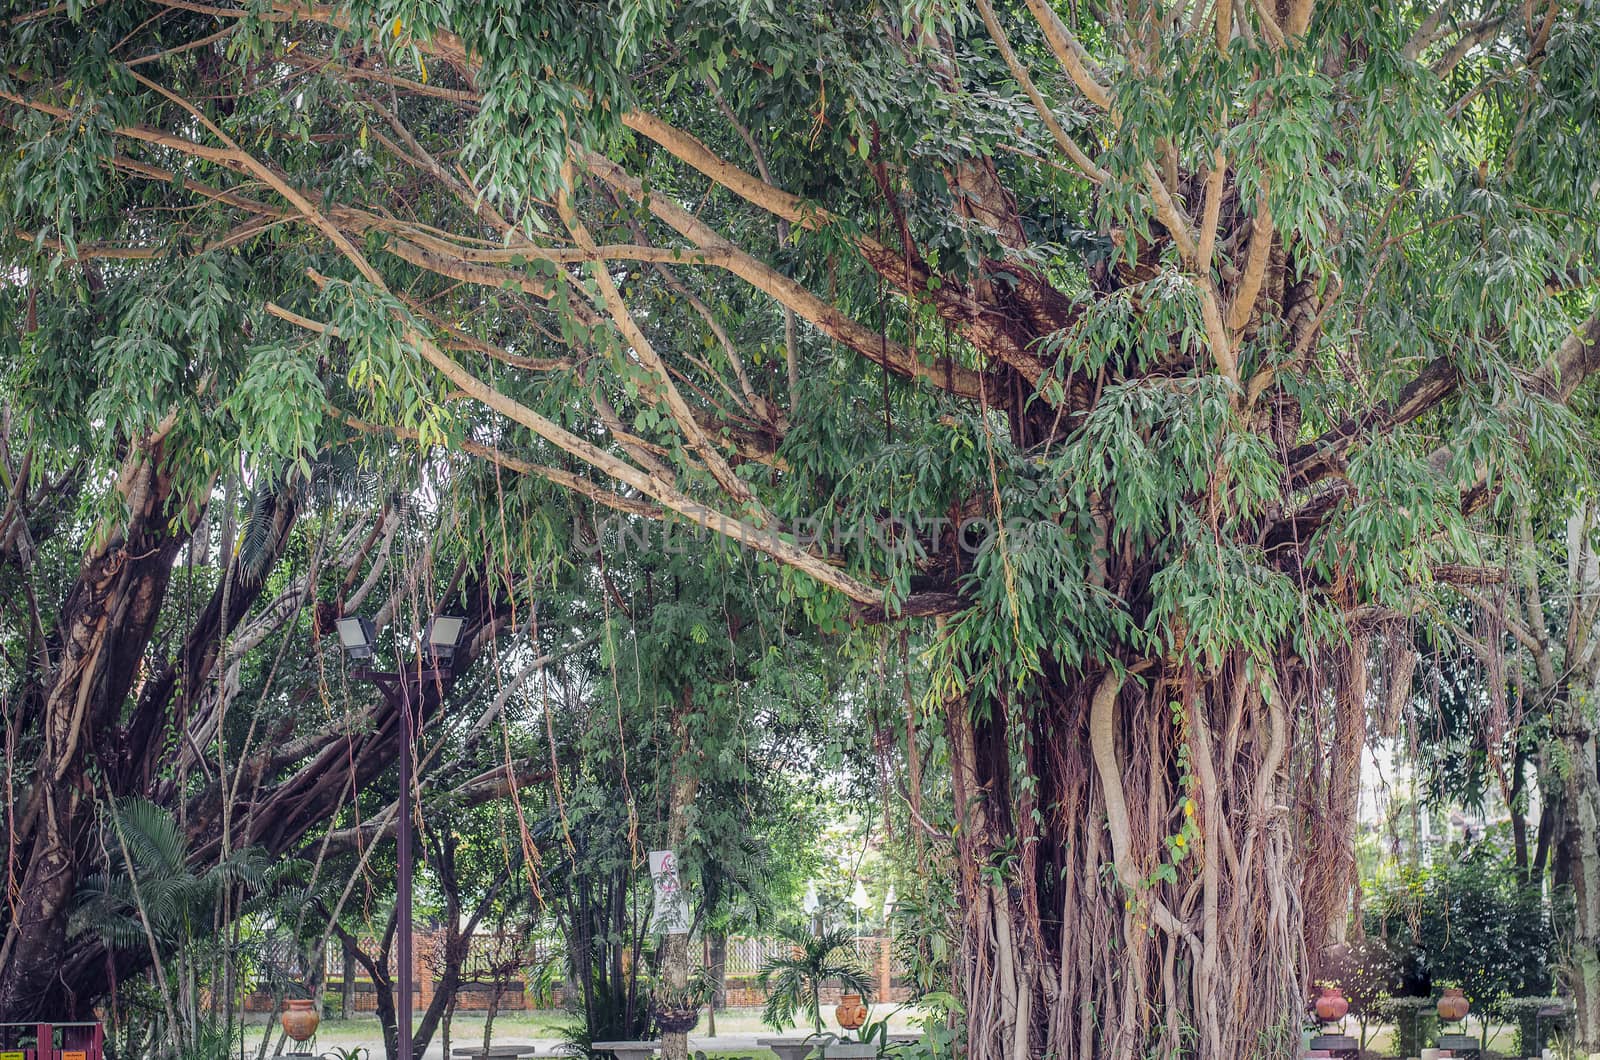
[334, 615, 466, 1060]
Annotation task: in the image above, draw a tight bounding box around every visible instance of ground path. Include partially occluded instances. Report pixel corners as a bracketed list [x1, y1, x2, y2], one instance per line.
[246, 1008, 927, 1059]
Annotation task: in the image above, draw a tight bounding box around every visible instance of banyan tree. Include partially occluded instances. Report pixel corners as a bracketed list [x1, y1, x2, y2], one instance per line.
[4, 0, 1600, 1054]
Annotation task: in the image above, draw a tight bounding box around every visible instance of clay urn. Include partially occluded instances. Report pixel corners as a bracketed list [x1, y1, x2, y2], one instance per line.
[280, 999, 320, 1042]
[1313, 985, 1349, 1023]
[1436, 987, 1470, 1023]
[834, 992, 868, 1031]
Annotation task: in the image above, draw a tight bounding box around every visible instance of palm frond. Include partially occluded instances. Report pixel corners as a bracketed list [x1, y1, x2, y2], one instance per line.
[111, 797, 190, 874]
[236, 485, 282, 582]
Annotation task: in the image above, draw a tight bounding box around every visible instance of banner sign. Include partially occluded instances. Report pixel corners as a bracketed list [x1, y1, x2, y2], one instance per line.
[648, 849, 690, 935]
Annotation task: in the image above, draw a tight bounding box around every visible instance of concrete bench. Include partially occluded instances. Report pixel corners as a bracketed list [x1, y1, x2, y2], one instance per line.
[755, 1039, 816, 1060]
[590, 1042, 659, 1060]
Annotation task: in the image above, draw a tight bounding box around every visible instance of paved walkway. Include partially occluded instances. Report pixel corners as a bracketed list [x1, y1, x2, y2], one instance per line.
[261, 1009, 923, 1058]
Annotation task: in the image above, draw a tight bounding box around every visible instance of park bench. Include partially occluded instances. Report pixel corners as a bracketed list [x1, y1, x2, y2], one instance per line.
[590, 1041, 659, 1060]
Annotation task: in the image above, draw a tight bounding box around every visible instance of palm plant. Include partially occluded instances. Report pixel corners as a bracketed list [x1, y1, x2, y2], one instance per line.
[72, 797, 274, 951]
[71, 798, 297, 1054]
[759, 925, 872, 1035]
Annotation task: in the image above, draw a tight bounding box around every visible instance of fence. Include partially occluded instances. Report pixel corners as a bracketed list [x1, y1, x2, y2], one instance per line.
[708, 935, 901, 1008]
[241, 933, 910, 1014]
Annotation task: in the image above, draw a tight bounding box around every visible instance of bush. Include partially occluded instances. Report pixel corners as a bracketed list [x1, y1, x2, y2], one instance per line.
[1320, 935, 1405, 1013]
[1502, 997, 1574, 1056]
[1376, 997, 1439, 1055]
[1318, 936, 1407, 1050]
[1361, 844, 1556, 1015]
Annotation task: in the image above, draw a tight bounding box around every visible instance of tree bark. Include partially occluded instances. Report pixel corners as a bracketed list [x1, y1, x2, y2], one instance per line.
[1509, 752, 1529, 874]
[706, 932, 727, 1011]
[658, 689, 702, 1060]
[947, 653, 1316, 1059]
[342, 937, 356, 1020]
[1551, 501, 1600, 1047]
[0, 443, 192, 1021]
[331, 916, 400, 1060]
[412, 852, 512, 1060]
[25, 574, 512, 1019]
[1554, 704, 1600, 1049]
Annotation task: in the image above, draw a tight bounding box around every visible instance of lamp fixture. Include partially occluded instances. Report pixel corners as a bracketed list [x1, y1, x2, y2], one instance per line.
[425, 615, 466, 659]
[334, 614, 466, 662]
[335, 615, 377, 659]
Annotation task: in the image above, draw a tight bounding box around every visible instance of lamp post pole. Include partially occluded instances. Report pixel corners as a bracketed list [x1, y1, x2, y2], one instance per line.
[334, 614, 464, 1060]
[360, 667, 445, 1060]
[395, 676, 414, 1060]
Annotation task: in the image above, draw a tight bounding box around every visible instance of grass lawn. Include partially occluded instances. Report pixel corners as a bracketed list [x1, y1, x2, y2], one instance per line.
[1329, 1021, 1538, 1057]
[238, 1007, 927, 1059]
[251, 1012, 1554, 1058]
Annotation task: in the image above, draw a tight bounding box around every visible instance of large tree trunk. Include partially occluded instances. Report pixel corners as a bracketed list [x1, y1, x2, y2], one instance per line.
[0, 443, 192, 1020]
[0, 455, 320, 1020]
[1542, 509, 1600, 1056]
[946, 648, 1347, 1059]
[16, 576, 509, 1021]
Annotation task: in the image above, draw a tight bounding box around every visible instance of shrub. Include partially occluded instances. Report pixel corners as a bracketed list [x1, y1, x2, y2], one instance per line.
[1376, 997, 1439, 1055]
[1318, 936, 1406, 1050]
[1501, 996, 1574, 1056]
[1362, 844, 1556, 1015]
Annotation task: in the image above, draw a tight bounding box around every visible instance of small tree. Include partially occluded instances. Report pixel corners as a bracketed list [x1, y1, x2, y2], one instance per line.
[1365, 845, 1558, 1045]
[759, 927, 872, 1035]
[72, 797, 285, 1052]
[475, 928, 529, 1054]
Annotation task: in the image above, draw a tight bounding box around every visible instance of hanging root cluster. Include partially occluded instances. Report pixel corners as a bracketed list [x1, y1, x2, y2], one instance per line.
[946, 642, 1370, 1060]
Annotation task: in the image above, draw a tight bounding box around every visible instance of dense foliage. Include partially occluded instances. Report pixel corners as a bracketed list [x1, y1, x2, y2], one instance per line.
[1363, 846, 1559, 1012]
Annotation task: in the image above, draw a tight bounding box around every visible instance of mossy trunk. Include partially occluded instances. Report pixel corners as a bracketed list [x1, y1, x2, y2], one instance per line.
[1554, 708, 1600, 1049]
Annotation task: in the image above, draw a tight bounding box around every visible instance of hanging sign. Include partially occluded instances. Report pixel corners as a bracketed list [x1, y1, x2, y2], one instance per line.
[648, 849, 690, 935]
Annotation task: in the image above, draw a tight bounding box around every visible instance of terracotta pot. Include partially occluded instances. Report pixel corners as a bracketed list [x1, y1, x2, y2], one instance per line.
[1314, 985, 1349, 1022]
[1436, 987, 1470, 1023]
[834, 993, 867, 1032]
[280, 999, 319, 1042]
